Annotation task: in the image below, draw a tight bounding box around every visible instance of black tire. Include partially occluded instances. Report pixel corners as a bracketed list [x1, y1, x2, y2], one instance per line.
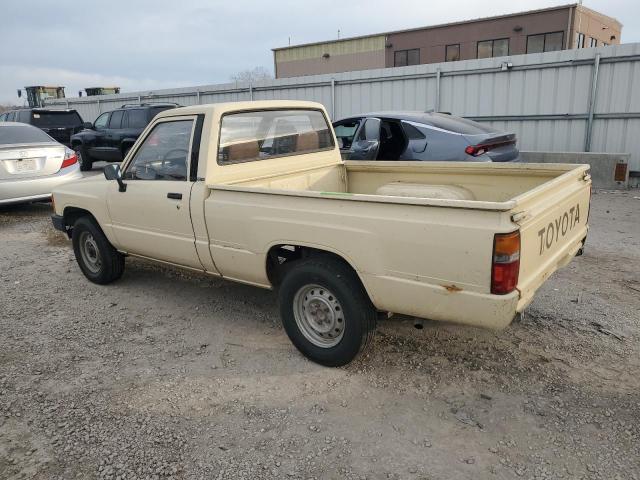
[278, 257, 376, 367]
[75, 145, 92, 172]
[72, 216, 125, 284]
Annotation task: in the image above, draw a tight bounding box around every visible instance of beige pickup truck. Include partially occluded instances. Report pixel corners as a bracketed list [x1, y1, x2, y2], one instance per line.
[51, 100, 591, 366]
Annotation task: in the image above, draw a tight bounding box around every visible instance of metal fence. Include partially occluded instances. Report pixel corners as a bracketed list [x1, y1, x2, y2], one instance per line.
[46, 43, 640, 171]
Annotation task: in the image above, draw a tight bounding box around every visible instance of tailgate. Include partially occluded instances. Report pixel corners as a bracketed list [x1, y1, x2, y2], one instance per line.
[513, 165, 591, 310]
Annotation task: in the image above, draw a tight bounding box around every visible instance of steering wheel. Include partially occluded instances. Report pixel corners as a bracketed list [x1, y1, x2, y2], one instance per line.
[161, 148, 189, 164]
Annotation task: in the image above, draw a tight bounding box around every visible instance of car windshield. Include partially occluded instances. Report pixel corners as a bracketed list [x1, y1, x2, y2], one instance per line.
[29, 111, 83, 128]
[0, 124, 54, 145]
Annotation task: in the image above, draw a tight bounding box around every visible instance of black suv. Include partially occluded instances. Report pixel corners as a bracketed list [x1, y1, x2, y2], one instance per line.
[70, 103, 178, 171]
[0, 108, 85, 147]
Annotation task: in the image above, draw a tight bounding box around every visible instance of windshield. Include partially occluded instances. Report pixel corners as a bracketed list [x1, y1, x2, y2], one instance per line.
[30, 111, 83, 128]
[0, 124, 54, 144]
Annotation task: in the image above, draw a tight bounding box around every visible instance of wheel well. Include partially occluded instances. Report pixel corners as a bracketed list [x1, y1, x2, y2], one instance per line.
[266, 245, 357, 287]
[63, 207, 96, 231]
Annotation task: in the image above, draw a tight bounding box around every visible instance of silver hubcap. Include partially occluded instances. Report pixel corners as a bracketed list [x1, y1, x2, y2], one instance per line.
[293, 284, 345, 348]
[79, 231, 101, 274]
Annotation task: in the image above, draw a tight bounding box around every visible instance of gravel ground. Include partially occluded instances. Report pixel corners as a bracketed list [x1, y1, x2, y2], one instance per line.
[1, 190, 639, 480]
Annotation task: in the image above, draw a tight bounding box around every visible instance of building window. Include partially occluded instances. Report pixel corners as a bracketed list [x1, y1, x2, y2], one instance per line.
[576, 32, 585, 48]
[445, 44, 460, 62]
[477, 38, 509, 59]
[526, 31, 564, 53]
[589, 37, 598, 48]
[603, 42, 609, 47]
[394, 49, 420, 67]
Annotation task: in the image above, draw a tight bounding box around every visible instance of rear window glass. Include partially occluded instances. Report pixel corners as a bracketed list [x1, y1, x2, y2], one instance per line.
[0, 125, 53, 144]
[30, 111, 83, 127]
[420, 113, 495, 135]
[218, 109, 334, 164]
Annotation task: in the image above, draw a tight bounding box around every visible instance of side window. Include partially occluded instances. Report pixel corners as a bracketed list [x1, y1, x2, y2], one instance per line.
[0, 113, 6, 121]
[333, 119, 361, 149]
[127, 109, 147, 128]
[94, 112, 110, 129]
[109, 110, 124, 129]
[123, 120, 193, 181]
[218, 109, 334, 165]
[6, 112, 16, 122]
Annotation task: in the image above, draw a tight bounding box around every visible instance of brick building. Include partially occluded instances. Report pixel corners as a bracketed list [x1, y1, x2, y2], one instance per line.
[273, 4, 622, 78]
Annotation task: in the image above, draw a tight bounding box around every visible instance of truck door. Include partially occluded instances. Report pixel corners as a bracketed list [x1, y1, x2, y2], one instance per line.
[106, 116, 203, 269]
[104, 110, 125, 161]
[87, 112, 111, 160]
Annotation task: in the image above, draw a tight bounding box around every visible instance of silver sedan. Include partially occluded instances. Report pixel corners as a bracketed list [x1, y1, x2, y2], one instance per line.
[0, 122, 82, 205]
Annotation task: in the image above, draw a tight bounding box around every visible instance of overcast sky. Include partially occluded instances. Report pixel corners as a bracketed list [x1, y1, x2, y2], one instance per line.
[0, 0, 637, 104]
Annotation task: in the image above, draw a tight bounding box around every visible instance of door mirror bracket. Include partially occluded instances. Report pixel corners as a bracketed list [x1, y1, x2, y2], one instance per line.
[104, 164, 127, 192]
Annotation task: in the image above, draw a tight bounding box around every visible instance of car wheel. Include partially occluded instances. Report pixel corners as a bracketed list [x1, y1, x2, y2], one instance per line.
[278, 257, 376, 367]
[72, 216, 124, 284]
[75, 145, 92, 172]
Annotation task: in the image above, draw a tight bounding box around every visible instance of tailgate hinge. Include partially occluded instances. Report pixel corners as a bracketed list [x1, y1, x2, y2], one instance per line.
[511, 211, 530, 223]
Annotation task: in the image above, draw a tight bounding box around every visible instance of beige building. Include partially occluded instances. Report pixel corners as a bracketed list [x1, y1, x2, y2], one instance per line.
[273, 4, 622, 78]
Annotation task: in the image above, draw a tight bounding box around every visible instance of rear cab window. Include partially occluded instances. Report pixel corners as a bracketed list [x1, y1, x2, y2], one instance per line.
[218, 109, 334, 164]
[30, 110, 83, 128]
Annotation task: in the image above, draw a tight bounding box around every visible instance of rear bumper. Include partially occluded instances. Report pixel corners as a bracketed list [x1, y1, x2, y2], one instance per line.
[361, 273, 519, 330]
[0, 164, 82, 205]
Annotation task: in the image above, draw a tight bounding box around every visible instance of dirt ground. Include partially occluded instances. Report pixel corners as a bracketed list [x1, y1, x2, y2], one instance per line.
[0, 190, 638, 480]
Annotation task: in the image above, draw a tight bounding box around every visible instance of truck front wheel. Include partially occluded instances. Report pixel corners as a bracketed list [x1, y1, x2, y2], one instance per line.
[72, 217, 125, 284]
[278, 258, 376, 367]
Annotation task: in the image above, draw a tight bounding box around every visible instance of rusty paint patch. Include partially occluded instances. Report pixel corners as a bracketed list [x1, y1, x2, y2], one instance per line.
[444, 284, 463, 293]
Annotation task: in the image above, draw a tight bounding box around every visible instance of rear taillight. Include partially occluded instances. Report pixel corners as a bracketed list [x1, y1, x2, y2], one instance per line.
[61, 147, 77, 169]
[491, 231, 520, 295]
[465, 140, 516, 157]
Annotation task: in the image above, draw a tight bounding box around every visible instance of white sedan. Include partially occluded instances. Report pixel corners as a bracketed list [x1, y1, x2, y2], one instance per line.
[0, 122, 82, 205]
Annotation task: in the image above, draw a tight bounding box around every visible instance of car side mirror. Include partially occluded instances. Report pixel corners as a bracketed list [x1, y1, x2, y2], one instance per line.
[103, 164, 127, 192]
[83, 122, 93, 129]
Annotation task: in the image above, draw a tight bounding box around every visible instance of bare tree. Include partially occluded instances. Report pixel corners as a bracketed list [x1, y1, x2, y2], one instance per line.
[230, 66, 273, 84]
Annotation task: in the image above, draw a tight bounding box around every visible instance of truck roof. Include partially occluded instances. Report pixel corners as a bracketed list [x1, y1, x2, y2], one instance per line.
[155, 100, 329, 119]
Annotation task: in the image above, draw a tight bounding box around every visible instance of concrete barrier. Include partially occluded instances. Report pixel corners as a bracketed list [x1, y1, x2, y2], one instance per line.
[520, 151, 630, 190]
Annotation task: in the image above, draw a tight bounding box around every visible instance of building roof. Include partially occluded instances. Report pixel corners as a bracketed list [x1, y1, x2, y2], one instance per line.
[272, 3, 621, 52]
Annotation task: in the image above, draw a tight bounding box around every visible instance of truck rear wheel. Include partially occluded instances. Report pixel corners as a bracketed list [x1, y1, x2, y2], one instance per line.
[72, 217, 124, 284]
[278, 257, 376, 367]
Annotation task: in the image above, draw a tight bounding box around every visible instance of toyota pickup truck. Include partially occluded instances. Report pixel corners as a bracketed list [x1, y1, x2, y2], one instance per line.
[51, 100, 591, 366]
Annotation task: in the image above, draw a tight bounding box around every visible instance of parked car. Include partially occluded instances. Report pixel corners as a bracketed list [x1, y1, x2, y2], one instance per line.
[70, 103, 179, 171]
[0, 122, 82, 205]
[333, 111, 520, 162]
[0, 108, 85, 147]
[51, 100, 591, 367]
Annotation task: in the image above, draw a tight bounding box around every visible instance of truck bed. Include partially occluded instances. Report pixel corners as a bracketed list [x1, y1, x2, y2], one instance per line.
[206, 160, 591, 329]
[215, 160, 587, 211]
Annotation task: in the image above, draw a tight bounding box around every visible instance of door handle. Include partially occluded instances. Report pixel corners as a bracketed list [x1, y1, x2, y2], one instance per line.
[167, 192, 182, 200]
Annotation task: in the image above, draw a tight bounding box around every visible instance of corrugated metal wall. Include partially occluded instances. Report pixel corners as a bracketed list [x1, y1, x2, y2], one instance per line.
[46, 43, 640, 171]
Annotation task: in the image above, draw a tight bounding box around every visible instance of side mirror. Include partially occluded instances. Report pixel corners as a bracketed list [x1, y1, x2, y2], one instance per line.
[103, 164, 127, 192]
[83, 122, 93, 129]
